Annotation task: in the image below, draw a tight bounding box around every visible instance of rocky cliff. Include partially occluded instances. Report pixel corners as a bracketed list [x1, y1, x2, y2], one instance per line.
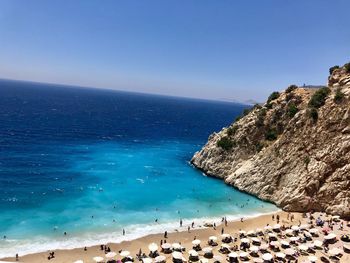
[192, 62, 350, 217]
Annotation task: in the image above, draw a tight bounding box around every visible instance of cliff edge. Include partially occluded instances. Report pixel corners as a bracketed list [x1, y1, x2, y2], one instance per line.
[192, 62, 350, 217]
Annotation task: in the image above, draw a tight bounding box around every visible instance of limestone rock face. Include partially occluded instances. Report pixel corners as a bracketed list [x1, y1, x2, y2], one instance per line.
[192, 64, 350, 217]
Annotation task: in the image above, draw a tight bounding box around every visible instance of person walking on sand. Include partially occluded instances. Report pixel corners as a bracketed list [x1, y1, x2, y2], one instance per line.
[180, 219, 183, 227]
[188, 226, 190, 233]
[123, 229, 125, 236]
[164, 231, 168, 238]
[191, 221, 194, 228]
[221, 227, 224, 234]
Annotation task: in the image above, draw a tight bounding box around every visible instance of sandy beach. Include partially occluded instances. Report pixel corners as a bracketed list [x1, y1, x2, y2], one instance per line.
[2, 211, 349, 263]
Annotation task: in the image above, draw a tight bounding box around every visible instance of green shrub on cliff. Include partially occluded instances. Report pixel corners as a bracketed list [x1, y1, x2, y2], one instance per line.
[265, 129, 277, 141]
[308, 87, 330, 108]
[308, 108, 318, 121]
[286, 85, 298, 93]
[217, 137, 235, 150]
[267, 91, 280, 103]
[345, 62, 350, 73]
[334, 88, 345, 103]
[287, 103, 298, 118]
[329, 65, 340, 75]
[227, 126, 238, 136]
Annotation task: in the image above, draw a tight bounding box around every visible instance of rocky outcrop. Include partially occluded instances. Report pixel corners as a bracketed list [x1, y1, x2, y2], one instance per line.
[192, 63, 350, 218]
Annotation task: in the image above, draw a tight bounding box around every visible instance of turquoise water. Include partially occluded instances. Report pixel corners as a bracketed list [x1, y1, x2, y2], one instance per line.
[0, 80, 277, 257]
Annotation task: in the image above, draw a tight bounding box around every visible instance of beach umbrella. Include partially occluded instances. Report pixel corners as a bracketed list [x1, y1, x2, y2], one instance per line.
[221, 233, 230, 238]
[268, 233, 277, 239]
[142, 258, 153, 263]
[239, 230, 247, 235]
[161, 243, 171, 249]
[298, 244, 308, 251]
[309, 228, 319, 234]
[289, 236, 299, 242]
[199, 258, 208, 263]
[249, 246, 259, 252]
[270, 241, 280, 247]
[332, 215, 340, 221]
[276, 252, 285, 259]
[256, 228, 263, 233]
[262, 253, 273, 261]
[247, 230, 255, 236]
[329, 247, 342, 256]
[284, 248, 296, 256]
[149, 242, 158, 252]
[209, 236, 217, 241]
[172, 251, 183, 260]
[324, 233, 337, 240]
[202, 247, 212, 253]
[74, 261, 84, 263]
[264, 225, 272, 231]
[221, 244, 230, 249]
[239, 252, 248, 258]
[241, 238, 250, 243]
[285, 229, 293, 236]
[192, 239, 201, 246]
[273, 224, 280, 230]
[189, 250, 199, 257]
[228, 252, 238, 258]
[172, 243, 181, 250]
[313, 240, 323, 248]
[155, 255, 166, 263]
[291, 225, 299, 231]
[300, 224, 309, 230]
[253, 258, 263, 263]
[105, 252, 117, 259]
[251, 237, 261, 244]
[308, 255, 318, 262]
[213, 255, 223, 262]
[120, 251, 130, 257]
[259, 244, 269, 251]
[93, 256, 104, 263]
[281, 240, 290, 247]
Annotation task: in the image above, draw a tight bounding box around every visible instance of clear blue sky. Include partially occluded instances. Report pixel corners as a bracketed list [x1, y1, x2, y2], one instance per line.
[0, 0, 349, 102]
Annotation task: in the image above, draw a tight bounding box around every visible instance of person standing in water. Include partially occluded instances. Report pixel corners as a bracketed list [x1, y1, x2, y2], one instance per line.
[180, 219, 183, 227]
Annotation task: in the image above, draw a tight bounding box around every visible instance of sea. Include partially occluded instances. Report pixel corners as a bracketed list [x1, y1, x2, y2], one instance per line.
[0, 79, 277, 258]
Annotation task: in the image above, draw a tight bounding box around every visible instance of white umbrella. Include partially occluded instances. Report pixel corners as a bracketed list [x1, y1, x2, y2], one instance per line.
[249, 246, 259, 252]
[276, 252, 285, 259]
[259, 244, 269, 250]
[308, 255, 318, 262]
[313, 240, 323, 248]
[239, 230, 247, 235]
[300, 224, 309, 230]
[264, 225, 272, 231]
[262, 253, 273, 261]
[268, 233, 277, 238]
[228, 252, 238, 258]
[329, 247, 342, 256]
[298, 244, 308, 251]
[239, 252, 248, 258]
[291, 225, 299, 231]
[209, 236, 217, 241]
[202, 247, 212, 253]
[142, 258, 153, 263]
[253, 259, 263, 263]
[106, 252, 117, 258]
[284, 248, 296, 256]
[252, 237, 261, 244]
[221, 233, 230, 238]
[155, 255, 166, 263]
[161, 243, 171, 249]
[172, 243, 181, 250]
[256, 228, 263, 233]
[289, 236, 299, 242]
[192, 239, 201, 245]
[309, 228, 319, 234]
[285, 229, 293, 236]
[120, 251, 130, 257]
[189, 250, 198, 257]
[221, 244, 230, 249]
[281, 240, 290, 247]
[324, 233, 337, 240]
[247, 230, 255, 236]
[149, 243, 158, 252]
[199, 258, 208, 263]
[273, 224, 281, 229]
[270, 241, 280, 247]
[241, 238, 250, 243]
[332, 215, 340, 220]
[93, 257, 104, 263]
[172, 251, 183, 259]
[74, 261, 84, 263]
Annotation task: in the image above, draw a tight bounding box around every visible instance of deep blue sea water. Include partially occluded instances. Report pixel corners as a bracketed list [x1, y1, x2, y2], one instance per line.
[0, 79, 277, 257]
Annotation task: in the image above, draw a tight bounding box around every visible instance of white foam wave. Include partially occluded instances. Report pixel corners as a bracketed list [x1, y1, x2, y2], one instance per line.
[0, 209, 279, 259]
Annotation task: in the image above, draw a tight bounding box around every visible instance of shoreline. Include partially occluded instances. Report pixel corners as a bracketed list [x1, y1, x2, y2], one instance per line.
[0, 209, 279, 259]
[4, 210, 349, 263]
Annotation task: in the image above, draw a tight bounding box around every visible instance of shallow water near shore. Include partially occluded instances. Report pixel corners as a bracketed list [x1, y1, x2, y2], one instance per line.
[0, 80, 278, 257]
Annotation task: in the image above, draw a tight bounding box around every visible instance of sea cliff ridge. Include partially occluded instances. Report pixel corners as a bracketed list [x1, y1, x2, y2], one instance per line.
[192, 62, 350, 218]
